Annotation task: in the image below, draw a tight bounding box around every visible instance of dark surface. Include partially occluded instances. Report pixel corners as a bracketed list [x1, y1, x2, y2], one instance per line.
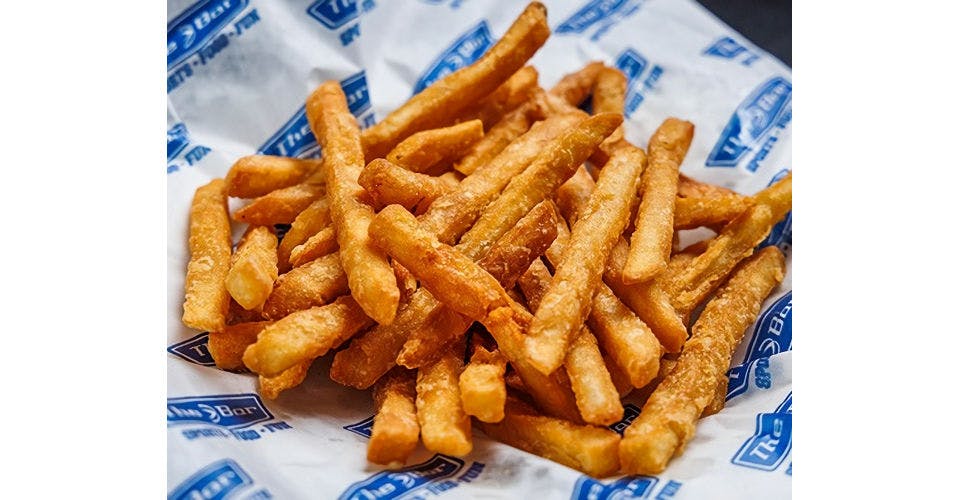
[696, 0, 791, 66]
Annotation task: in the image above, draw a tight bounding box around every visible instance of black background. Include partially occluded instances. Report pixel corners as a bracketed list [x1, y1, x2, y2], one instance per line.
[696, 0, 791, 66]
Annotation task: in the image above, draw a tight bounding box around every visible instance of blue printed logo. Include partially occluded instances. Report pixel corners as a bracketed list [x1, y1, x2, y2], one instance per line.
[339, 454, 465, 500]
[168, 0, 249, 69]
[167, 332, 215, 367]
[608, 403, 641, 436]
[760, 169, 792, 250]
[706, 76, 792, 168]
[413, 21, 493, 95]
[727, 291, 792, 399]
[731, 392, 792, 472]
[168, 459, 257, 500]
[168, 123, 211, 173]
[703, 36, 759, 66]
[572, 476, 682, 499]
[259, 71, 374, 158]
[168, 394, 274, 429]
[168, 123, 190, 161]
[615, 48, 663, 116]
[344, 415, 375, 438]
[555, 0, 644, 41]
[307, 0, 359, 29]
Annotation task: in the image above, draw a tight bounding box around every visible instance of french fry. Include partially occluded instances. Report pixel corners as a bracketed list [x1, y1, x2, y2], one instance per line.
[233, 182, 326, 226]
[526, 144, 643, 374]
[307, 81, 400, 325]
[591, 66, 628, 161]
[620, 247, 786, 474]
[243, 295, 374, 377]
[358, 158, 456, 214]
[225, 155, 322, 198]
[623, 118, 694, 283]
[700, 375, 728, 418]
[360, 2, 550, 159]
[225, 226, 278, 311]
[368, 368, 420, 467]
[677, 173, 738, 198]
[476, 397, 621, 477]
[182, 178, 232, 332]
[260, 360, 312, 400]
[385, 120, 484, 174]
[564, 329, 624, 425]
[457, 113, 622, 260]
[397, 201, 558, 368]
[668, 172, 791, 316]
[674, 194, 754, 230]
[458, 65, 539, 129]
[433, 112, 582, 241]
[460, 343, 507, 423]
[288, 226, 338, 268]
[453, 92, 544, 176]
[604, 351, 634, 397]
[549, 61, 604, 106]
[276, 198, 330, 272]
[417, 340, 473, 456]
[555, 166, 596, 224]
[208, 321, 272, 371]
[261, 253, 348, 320]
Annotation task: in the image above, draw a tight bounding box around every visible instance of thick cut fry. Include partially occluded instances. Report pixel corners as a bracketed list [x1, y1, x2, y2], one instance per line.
[243, 296, 374, 377]
[458, 113, 623, 260]
[476, 397, 621, 477]
[453, 94, 544, 176]
[371, 205, 511, 322]
[277, 198, 330, 272]
[360, 2, 550, 159]
[183, 178, 232, 332]
[591, 66, 628, 160]
[458, 66, 539, 129]
[207, 321, 272, 371]
[368, 368, 420, 467]
[398, 201, 558, 368]
[433, 113, 582, 240]
[549, 61, 604, 106]
[677, 173, 738, 198]
[564, 328, 624, 425]
[307, 81, 400, 325]
[225, 226, 278, 310]
[674, 194, 754, 230]
[358, 158, 456, 214]
[233, 182, 326, 226]
[288, 226, 338, 268]
[225, 155, 322, 198]
[623, 118, 694, 283]
[386, 120, 484, 174]
[417, 344, 472, 456]
[752, 171, 793, 222]
[620, 247, 786, 474]
[701, 375, 728, 417]
[261, 253, 348, 320]
[260, 360, 312, 400]
[526, 144, 643, 374]
[460, 345, 507, 422]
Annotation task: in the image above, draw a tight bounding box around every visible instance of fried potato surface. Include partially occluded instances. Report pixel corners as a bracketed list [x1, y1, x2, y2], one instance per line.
[225, 155, 321, 198]
[225, 226, 278, 311]
[183, 178, 232, 332]
[368, 368, 420, 467]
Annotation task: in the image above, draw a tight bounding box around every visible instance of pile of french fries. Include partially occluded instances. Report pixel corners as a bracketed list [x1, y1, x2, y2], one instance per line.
[181, 2, 792, 478]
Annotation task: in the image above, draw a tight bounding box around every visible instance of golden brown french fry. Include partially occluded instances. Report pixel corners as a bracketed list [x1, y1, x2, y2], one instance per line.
[549, 61, 604, 106]
[417, 342, 473, 456]
[225, 226, 278, 311]
[243, 295, 374, 377]
[526, 144, 643, 374]
[591, 66, 628, 160]
[386, 120, 484, 174]
[225, 155, 322, 198]
[360, 2, 550, 159]
[358, 158, 456, 214]
[620, 247, 786, 474]
[604, 351, 634, 397]
[476, 397, 621, 477]
[458, 113, 622, 260]
[183, 178, 232, 332]
[259, 360, 312, 400]
[752, 171, 792, 222]
[277, 198, 330, 272]
[677, 173, 738, 198]
[453, 92, 545, 176]
[623, 118, 694, 283]
[434, 112, 582, 240]
[700, 375, 728, 418]
[233, 182, 326, 226]
[674, 194, 754, 230]
[368, 368, 420, 467]
[208, 321, 273, 371]
[288, 226, 338, 268]
[555, 166, 596, 225]
[460, 344, 507, 423]
[458, 66, 539, 129]
[261, 253, 348, 320]
[564, 328, 624, 425]
[307, 81, 400, 325]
